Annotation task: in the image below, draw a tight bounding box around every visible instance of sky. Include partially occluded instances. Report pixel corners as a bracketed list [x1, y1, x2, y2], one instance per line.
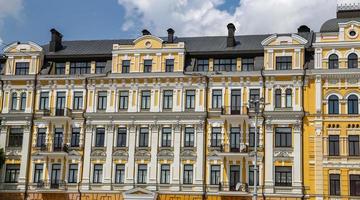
[0, 0, 343, 48]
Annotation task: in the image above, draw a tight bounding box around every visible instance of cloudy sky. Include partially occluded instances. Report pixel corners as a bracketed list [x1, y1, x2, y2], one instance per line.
[0, 0, 340, 47]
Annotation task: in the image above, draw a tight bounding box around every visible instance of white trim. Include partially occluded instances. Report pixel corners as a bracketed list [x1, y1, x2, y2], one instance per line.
[133, 35, 164, 44]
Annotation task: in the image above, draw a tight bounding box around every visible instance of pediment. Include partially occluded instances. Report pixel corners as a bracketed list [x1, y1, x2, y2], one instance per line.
[3, 41, 43, 53]
[261, 34, 308, 46]
[133, 35, 164, 49]
[123, 187, 157, 200]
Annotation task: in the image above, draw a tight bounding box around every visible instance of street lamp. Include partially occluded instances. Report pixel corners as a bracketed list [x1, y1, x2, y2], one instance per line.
[248, 97, 264, 200]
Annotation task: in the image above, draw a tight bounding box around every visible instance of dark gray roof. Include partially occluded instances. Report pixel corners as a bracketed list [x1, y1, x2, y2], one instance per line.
[320, 17, 360, 32]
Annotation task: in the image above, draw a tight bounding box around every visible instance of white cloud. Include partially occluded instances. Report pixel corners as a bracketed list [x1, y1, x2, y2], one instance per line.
[118, 0, 338, 36]
[0, 0, 23, 47]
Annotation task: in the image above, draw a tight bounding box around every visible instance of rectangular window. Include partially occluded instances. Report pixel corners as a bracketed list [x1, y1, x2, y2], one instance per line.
[183, 164, 193, 184]
[231, 89, 241, 114]
[8, 128, 23, 147]
[118, 91, 129, 110]
[211, 127, 221, 147]
[210, 165, 221, 185]
[139, 128, 149, 147]
[73, 91, 83, 110]
[249, 127, 259, 148]
[163, 90, 173, 110]
[242, 58, 254, 71]
[141, 91, 151, 110]
[186, 90, 195, 109]
[122, 60, 130, 73]
[160, 164, 170, 184]
[212, 89, 222, 109]
[55, 63, 65, 75]
[39, 92, 49, 110]
[184, 127, 195, 147]
[53, 128, 63, 151]
[350, 175, 360, 196]
[36, 128, 46, 147]
[249, 89, 260, 108]
[194, 59, 209, 72]
[275, 166, 292, 186]
[249, 165, 259, 186]
[161, 127, 172, 147]
[117, 128, 127, 147]
[137, 164, 147, 184]
[214, 59, 236, 72]
[95, 128, 105, 147]
[276, 56, 292, 70]
[33, 164, 43, 183]
[93, 164, 103, 183]
[68, 164, 78, 183]
[70, 62, 91, 74]
[15, 62, 29, 75]
[275, 127, 292, 148]
[50, 164, 61, 187]
[143, 60, 152, 73]
[165, 59, 174, 72]
[349, 135, 360, 156]
[329, 174, 340, 196]
[95, 61, 106, 74]
[230, 127, 240, 152]
[97, 91, 107, 110]
[5, 164, 20, 183]
[329, 135, 340, 156]
[70, 128, 80, 147]
[115, 164, 125, 184]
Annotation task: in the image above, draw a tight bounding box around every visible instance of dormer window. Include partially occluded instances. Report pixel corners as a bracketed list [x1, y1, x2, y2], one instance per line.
[242, 58, 254, 71]
[276, 56, 292, 70]
[15, 62, 29, 75]
[70, 62, 91, 75]
[194, 59, 209, 72]
[95, 62, 106, 74]
[214, 59, 236, 72]
[55, 63, 65, 75]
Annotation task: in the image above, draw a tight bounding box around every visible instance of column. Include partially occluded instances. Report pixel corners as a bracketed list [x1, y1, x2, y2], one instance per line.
[103, 125, 114, 189]
[171, 124, 181, 191]
[18, 126, 31, 189]
[125, 125, 136, 186]
[264, 123, 274, 193]
[292, 123, 302, 193]
[81, 125, 93, 190]
[0, 126, 7, 183]
[195, 123, 204, 190]
[315, 76, 322, 113]
[148, 125, 159, 188]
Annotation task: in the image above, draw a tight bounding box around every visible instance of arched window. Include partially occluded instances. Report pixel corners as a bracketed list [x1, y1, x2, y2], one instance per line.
[286, 89, 292, 108]
[348, 53, 358, 68]
[11, 93, 17, 110]
[275, 89, 282, 108]
[20, 92, 26, 111]
[348, 95, 359, 114]
[328, 95, 339, 114]
[328, 54, 339, 69]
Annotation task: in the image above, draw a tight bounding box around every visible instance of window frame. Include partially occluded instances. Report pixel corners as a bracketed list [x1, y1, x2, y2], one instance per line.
[141, 90, 151, 110]
[329, 135, 340, 156]
[184, 127, 195, 147]
[95, 128, 105, 147]
[137, 164, 147, 184]
[213, 58, 236, 72]
[328, 95, 339, 114]
[8, 128, 23, 147]
[163, 90, 173, 110]
[15, 62, 29, 75]
[329, 174, 341, 196]
[115, 164, 125, 184]
[93, 164, 103, 183]
[139, 128, 149, 147]
[165, 59, 174, 72]
[160, 164, 170, 184]
[242, 58, 255, 71]
[348, 95, 359, 114]
[122, 60, 130, 73]
[118, 91, 129, 110]
[68, 164, 78, 183]
[97, 91, 107, 111]
[275, 127, 292, 148]
[183, 164, 193, 184]
[143, 60, 152, 73]
[117, 128, 127, 147]
[348, 53, 358, 69]
[275, 166, 292, 187]
[276, 56, 292, 70]
[212, 89, 222, 109]
[185, 90, 195, 110]
[210, 165, 221, 185]
[328, 54, 339, 69]
[194, 59, 209, 72]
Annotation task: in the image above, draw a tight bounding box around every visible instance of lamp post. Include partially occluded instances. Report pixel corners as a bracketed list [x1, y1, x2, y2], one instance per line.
[249, 97, 264, 200]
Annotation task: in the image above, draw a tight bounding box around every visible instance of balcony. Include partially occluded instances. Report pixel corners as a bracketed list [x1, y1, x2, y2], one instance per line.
[214, 143, 249, 159]
[221, 106, 248, 115]
[36, 145, 68, 157]
[38, 108, 72, 119]
[33, 180, 67, 190]
[207, 182, 249, 194]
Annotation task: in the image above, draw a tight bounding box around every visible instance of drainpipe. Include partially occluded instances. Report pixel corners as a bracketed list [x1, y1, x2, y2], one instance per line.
[301, 55, 308, 200]
[260, 69, 266, 200]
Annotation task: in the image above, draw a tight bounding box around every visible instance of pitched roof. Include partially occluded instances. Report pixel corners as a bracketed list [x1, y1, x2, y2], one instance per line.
[320, 17, 360, 32]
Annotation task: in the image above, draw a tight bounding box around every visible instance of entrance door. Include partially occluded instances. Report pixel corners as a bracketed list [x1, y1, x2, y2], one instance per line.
[231, 90, 241, 114]
[229, 165, 241, 191]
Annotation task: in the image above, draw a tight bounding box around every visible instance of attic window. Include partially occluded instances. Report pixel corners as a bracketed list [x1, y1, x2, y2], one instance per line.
[349, 30, 357, 38]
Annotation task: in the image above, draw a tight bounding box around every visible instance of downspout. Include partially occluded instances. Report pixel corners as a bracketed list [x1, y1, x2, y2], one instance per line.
[301, 53, 308, 200]
[260, 68, 266, 200]
[202, 75, 208, 200]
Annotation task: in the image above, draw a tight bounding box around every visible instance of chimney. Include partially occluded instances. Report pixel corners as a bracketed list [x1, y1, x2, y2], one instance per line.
[167, 28, 175, 43]
[337, 0, 360, 18]
[142, 29, 151, 36]
[49, 28, 63, 52]
[298, 25, 311, 33]
[227, 23, 236, 47]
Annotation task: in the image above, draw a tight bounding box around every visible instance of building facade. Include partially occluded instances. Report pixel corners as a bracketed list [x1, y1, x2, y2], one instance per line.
[0, 2, 359, 200]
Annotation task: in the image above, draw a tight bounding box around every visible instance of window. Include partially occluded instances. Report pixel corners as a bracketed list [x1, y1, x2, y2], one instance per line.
[73, 91, 83, 110]
[68, 164, 78, 183]
[275, 166, 292, 186]
[117, 128, 127, 147]
[33, 164, 43, 183]
[328, 54, 339, 69]
[95, 128, 105, 147]
[184, 127, 194, 147]
[249, 165, 259, 186]
[70, 128, 80, 147]
[186, 90, 195, 109]
[122, 60, 130, 73]
[194, 59, 209, 72]
[242, 58, 254, 71]
[210, 165, 221, 185]
[231, 89, 241, 114]
[15, 62, 29, 75]
[50, 164, 61, 187]
[137, 164, 147, 184]
[249, 89, 260, 108]
[211, 127, 221, 147]
[165, 59, 174, 72]
[93, 164, 103, 183]
[285, 89, 292, 108]
[160, 164, 170, 184]
[95, 62, 106, 74]
[139, 128, 149, 147]
[276, 56, 292, 70]
[183, 164, 193, 184]
[161, 128, 172, 147]
[115, 164, 125, 184]
[348, 95, 359, 114]
[70, 62, 91, 74]
[55, 63, 65, 75]
[350, 175, 360, 196]
[53, 128, 63, 151]
[228, 128, 240, 152]
[97, 91, 107, 110]
[275, 127, 292, 148]
[348, 53, 358, 68]
[143, 60, 152, 73]
[329, 135, 340, 156]
[11, 93, 17, 110]
[349, 135, 360, 156]
[214, 58, 236, 72]
[8, 128, 23, 147]
[39, 92, 49, 110]
[20, 93, 26, 111]
[5, 164, 20, 183]
[118, 91, 129, 110]
[329, 174, 340, 196]
[212, 89, 222, 109]
[275, 89, 282, 108]
[163, 90, 173, 110]
[36, 128, 46, 147]
[249, 127, 259, 148]
[328, 95, 339, 114]
[141, 91, 151, 110]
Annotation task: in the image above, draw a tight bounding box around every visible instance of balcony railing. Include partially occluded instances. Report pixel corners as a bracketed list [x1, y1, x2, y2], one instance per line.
[39, 108, 72, 117]
[221, 106, 248, 115]
[35, 180, 67, 190]
[220, 182, 249, 192]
